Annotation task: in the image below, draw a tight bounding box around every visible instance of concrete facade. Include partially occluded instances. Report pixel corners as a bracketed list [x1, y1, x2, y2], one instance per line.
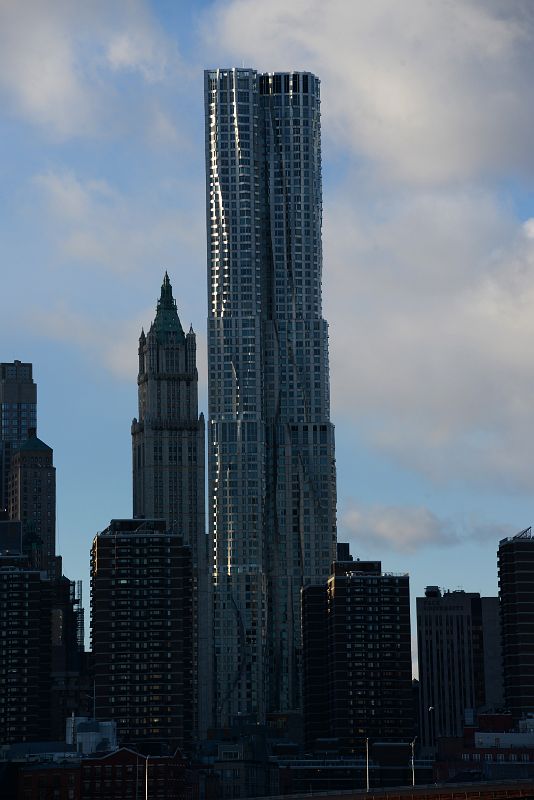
[417, 587, 503, 751]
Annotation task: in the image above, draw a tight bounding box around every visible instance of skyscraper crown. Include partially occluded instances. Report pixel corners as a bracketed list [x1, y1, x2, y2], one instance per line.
[151, 271, 184, 341]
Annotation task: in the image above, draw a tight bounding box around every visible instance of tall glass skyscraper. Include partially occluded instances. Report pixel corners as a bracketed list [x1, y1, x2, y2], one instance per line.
[205, 68, 337, 724]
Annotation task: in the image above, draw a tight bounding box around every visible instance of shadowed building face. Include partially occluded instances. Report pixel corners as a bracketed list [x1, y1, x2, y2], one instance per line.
[498, 527, 534, 723]
[0, 361, 37, 513]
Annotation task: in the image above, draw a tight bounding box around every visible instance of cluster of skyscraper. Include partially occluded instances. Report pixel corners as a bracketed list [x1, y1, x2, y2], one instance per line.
[0, 363, 86, 744]
[3, 68, 534, 794]
[91, 67, 337, 748]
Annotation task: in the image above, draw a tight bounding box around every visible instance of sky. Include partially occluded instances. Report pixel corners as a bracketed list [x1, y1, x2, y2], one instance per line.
[2, 0, 534, 666]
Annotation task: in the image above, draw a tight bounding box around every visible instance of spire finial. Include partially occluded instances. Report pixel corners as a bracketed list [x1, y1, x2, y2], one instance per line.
[160, 271, 173, 305]
[152, 270, 184, 340]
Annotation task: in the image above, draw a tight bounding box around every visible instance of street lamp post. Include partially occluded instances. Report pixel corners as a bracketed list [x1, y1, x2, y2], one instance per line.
[365, 737, 369, 792]
[411, 736, 417, 787]
[428, 705, 436, 753]
[145, 755, 150, 800]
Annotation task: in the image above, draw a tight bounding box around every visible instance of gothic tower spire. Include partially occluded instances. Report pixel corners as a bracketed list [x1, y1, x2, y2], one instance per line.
[131, 272, 210, 737]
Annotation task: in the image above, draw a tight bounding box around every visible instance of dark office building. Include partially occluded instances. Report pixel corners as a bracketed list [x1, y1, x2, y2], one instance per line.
[0, 513, 22, 555]
[90, 519, 193, 754]
[0, 545, 53, 743]
[0, 513, 85, 745]
[302, 583, 329, 751]
[498, 527, 534, 722]
[50, 577, 86, 740]
[417, 586, 503, 751]
[7, 428, 57, 576]
[0, 367, 86, 747]
[0, 361, 37, 513]
[303, 548, 413, 753]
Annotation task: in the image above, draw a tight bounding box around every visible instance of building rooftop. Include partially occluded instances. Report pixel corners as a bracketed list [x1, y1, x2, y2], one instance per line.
[97, 518, 169, 536]
[499, 526, 533, 546]
[16, 429, 52, 454]
[150, 272, 185, 343]
[0, 742, 76, 760]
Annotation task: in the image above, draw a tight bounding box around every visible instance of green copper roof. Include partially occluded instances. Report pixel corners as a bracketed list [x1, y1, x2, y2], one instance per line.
[151, 272, 184, 341]
[18, 431, 52, 453]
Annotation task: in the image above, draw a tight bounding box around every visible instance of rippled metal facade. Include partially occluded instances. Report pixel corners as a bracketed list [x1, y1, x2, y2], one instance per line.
[205, 68, 337, 724]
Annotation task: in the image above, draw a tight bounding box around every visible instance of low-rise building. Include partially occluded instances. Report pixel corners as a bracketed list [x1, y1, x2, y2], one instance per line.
[435, 714, 534, 782]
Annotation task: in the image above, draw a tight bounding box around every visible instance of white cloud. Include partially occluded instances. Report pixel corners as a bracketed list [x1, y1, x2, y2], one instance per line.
[342, 503, 457, 553]
[26, 167, 208, 388]
[27, 306, 145, 380]
[34, 172, 114, 221]
[0, 1, 97, 137]
[325, 178, 534, 489]
[202, 0, 534, 494]
[0, 0, 180, 138]
[4, 0, 534, 507]
[147, 107, 186, 148]
[207, 0, 534, 184]
[105, 28, 175, 82]
[341, 502, 512, 553]
[524, 218, 534, 240]
[33, 169, 204, 276]
[26, 303, 208, 397]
